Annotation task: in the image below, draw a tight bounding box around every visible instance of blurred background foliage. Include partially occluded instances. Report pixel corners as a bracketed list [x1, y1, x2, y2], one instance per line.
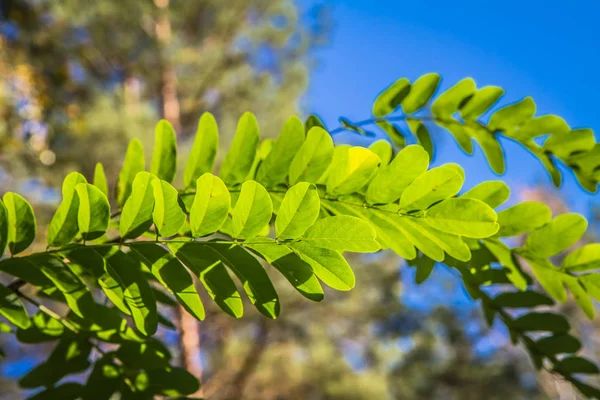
[0, 1, 597, 399]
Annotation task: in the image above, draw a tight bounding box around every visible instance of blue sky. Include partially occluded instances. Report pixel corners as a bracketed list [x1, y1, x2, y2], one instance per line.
[306, 0, 600, 213]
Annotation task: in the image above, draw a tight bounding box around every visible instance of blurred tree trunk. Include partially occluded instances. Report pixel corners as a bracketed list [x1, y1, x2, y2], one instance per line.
[155, 0, 181, 132]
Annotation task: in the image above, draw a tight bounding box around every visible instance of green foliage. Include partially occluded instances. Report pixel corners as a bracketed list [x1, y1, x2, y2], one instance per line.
[1, 75, 600, 399]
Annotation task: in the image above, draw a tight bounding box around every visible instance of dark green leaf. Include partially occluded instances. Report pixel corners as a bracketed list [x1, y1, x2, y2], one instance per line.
[169, 241, 243, 318]
[129, 243, 205, 321]
[0, 283, 30, 329]
[512, 312, 570, 333]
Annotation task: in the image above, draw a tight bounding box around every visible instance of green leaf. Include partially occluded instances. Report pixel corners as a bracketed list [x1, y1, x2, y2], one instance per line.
[409, 218, 471, 261]
[206, 243, 280, 319]
[488, 96, 536, 131]
[288, 126, 334, 185]
[555, 356, 600, 375]
[275, 182, 320, 240]
[511, 115, 570, 140]
[512, 312, 570, 333]
[375, 120, 405, 148]
[468, 125, 505, 173]
[27, 383, 83, 400]
[525, 213, 587, 257]
[563, 243, 600, 272]
[245, 238, 324, 301]
[0, 200, 7, 256]
[402, 73, 441, 114]
[169, 241, 243, 318]
[129, 243, 205, 321]
[257, 115, 305, 186]
[414, 254, 435, 284]
[16, 312, 66, 343]
[150, 119, 177, 183]
[437, 121, 474, 154]
[289, 241, 355, 291]
[496, 201, 552, 237]
[189, 173, 230, 237]
[460, 86, 504, 120]
[82, 355, 121, 400]
[146, 367, 200, 397]
[152, 179, 186, 238]
[120, 171, 156, 239]
[305, 114, 326, 132]
[0, 283, 30, 329]
[564, 275, 594, 319]
[424, 198, 499, 238]
[75, 183, 110, 241]
[483, 238, 528, 291]
[372, 77, 411, 117]
[535, 334, 581, 355]
[493, 291, 553, 308]
[368, 140, 392, 167]
[29, 254, 96, 318]
[0, 258, 53, 289]
[327, 147, 380, 196]
[395, 217, 444, 261]
[520, 252, 567, 302]
[184, 112, 219, 188]
[362, 209, 417, 260]
[406, 119, 434, 159]
[20, 338, 92, 389]
[3, 192, 36, 255]
[93, 162, 109, 197]
[431, 78, 476, 118]
[367, 145, 429, 205]
[47, 172, 87, 246]
[301, 215, 380, 252]
[99, 248, 157, 336]
[231, 180, 273, 240]
[544, 128, 595, 159]
[461, 181, 510, 208]
[399, 164, 464, 211]
[116, 138, 145, 207]
[220, 112, 260, 186]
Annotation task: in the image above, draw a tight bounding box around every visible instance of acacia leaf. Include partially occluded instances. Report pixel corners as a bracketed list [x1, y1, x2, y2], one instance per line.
[184, 112, 218, 188]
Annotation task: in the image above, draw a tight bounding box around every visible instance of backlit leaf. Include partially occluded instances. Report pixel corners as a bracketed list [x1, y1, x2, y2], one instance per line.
[290, 241, 355, 291]
[152, 179, 186, 238]
[220, 112, 260, 186]
[399, 164, 464, 211]
[367, 145, 429, 205]
[150, 119, 177, 183]
[525, 213, 587, 257]
[402, 73, 441, 114]
[183, 112, 218, 188]
[169, 241, 243, 318]
[373, 77, 411, 117]
[189, 173, 230, 237]
[75, 183, 110, 241]
[47, 172, 87, 246]
[257, 115, 305, 186]
[130, 243, 205, 321]
[288, 127, 334, 185]
[116, 138, 145, 206]
[461, 181, 509, 208]
[3, 192, 36, 255]
[93, 162, 109, 197]
[119, 171, 156, 239]
[301, 215, 380, 252]
[431, 78, 476, 118]
[231, 180, 273, 240]
[276, 182, 320, 240]
[327, 147, 381, 196]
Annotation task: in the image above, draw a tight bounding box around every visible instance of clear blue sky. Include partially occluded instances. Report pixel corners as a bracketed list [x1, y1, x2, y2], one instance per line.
[305, 0, 600, 212]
